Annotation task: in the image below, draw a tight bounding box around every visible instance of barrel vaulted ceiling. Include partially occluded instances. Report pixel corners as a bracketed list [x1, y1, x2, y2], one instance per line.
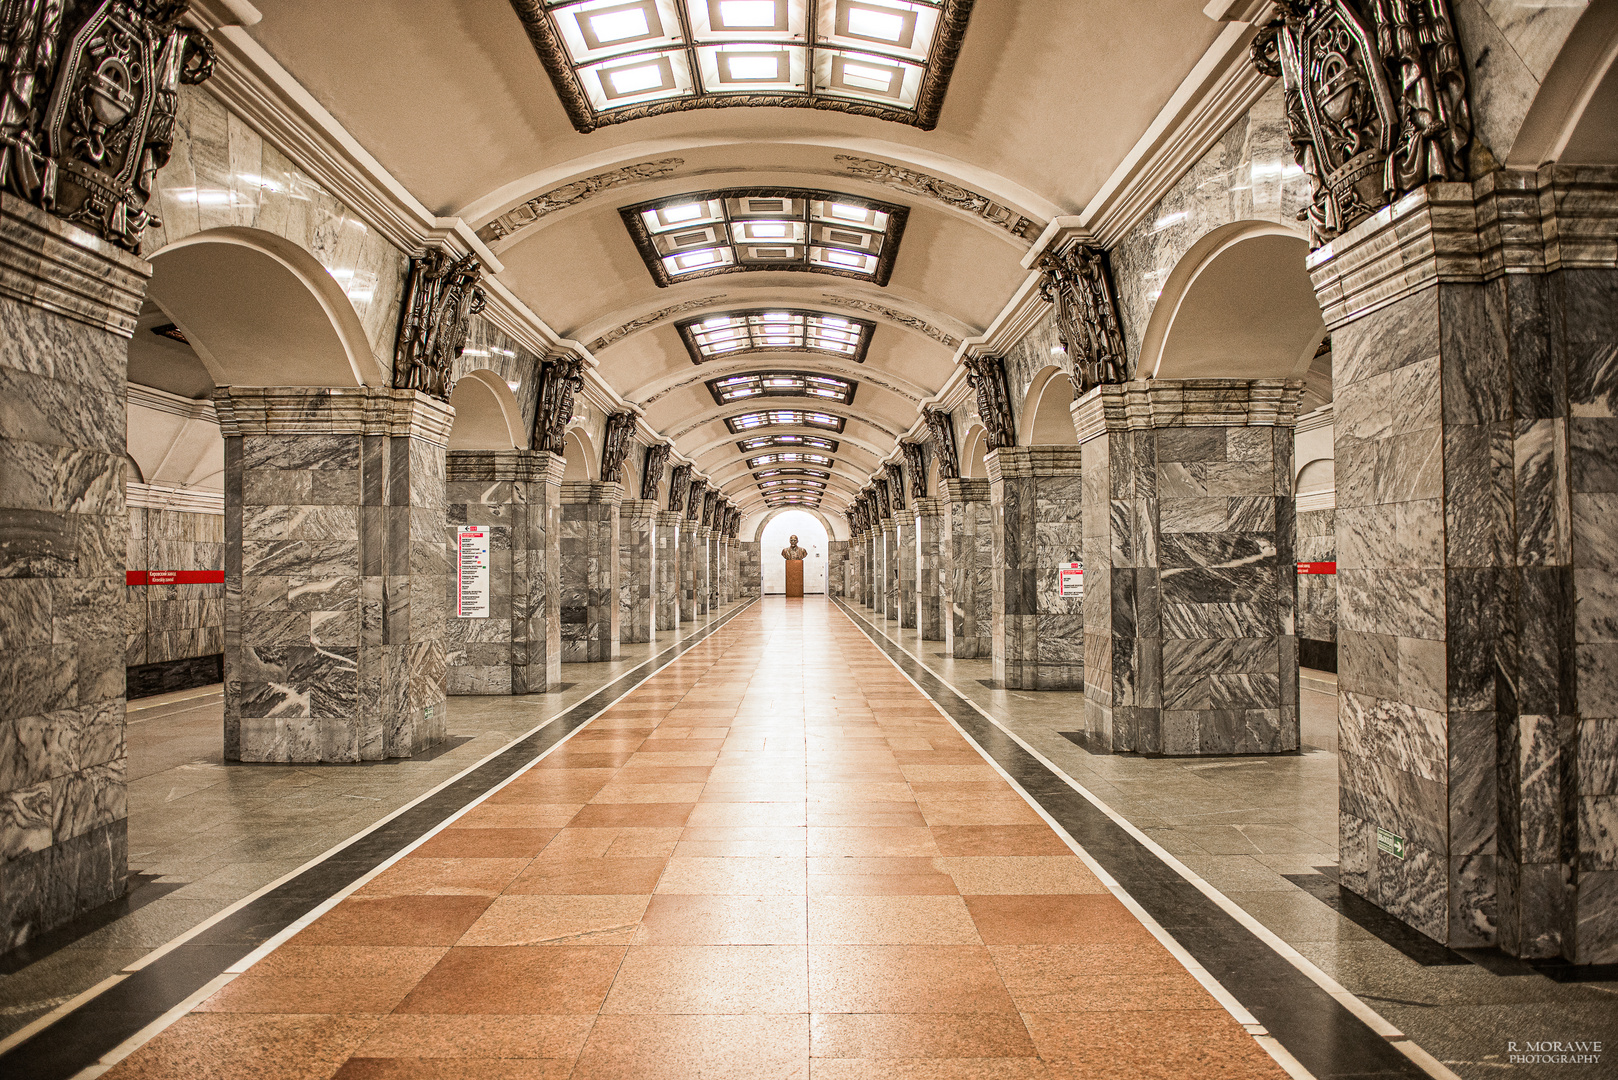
[242, 0, 1227, 515]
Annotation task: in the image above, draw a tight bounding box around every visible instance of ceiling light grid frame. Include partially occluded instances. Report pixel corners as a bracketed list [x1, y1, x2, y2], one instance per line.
[737, 433, 841, 454]
[508, 0, 974, 132]
[706, 370, 859, 406]
[621, 187, 907, 287]
[747, 451, 836, 469]
[725, 408, 848, 434]
[679, 308, 876, 365]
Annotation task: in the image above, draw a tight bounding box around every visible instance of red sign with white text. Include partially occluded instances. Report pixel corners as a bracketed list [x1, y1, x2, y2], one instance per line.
[126, 570, 226, 586]
[1296, 562, 1337, 575]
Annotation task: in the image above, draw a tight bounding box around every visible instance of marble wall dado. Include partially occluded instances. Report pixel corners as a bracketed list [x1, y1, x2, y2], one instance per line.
[144, 86, 408, 372]
[126, 507, 225, 696]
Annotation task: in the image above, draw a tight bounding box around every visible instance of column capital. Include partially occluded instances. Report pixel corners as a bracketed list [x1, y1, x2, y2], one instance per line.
[940, 478, 990, 503]
[1071, 379, 1304, 446]
[656, 510, 684, 528]
[620, 497, 659, 520]
[1307, 167, 1618, 329]
[561, 480, 624, 505]
[0, 198, 151, 337]
[985, 445, 1084, 483]
[913, 497, 946, 516]
[215, 386, 458, 444]
[446, 449, 564, 483]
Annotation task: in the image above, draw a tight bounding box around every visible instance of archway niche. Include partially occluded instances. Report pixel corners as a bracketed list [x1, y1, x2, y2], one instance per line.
[960, 424, 988, 478]
[1022, 367, 1079, 445]
[1508, 0, 1618, 167]
[447, 371, 524, 450]
[562, 427, 597, 480]
[761, 510, 828, 595]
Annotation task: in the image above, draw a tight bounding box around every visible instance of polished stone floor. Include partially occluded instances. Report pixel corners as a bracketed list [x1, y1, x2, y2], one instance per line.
[3, 597, 1614, 1079]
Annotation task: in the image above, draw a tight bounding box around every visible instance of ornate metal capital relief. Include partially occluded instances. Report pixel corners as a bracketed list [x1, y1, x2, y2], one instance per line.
[884, 463, 907, 512]
[668, 463, 691, 514]
[395, 250, 487, 401]
[685, 477, 707, 521]
[701, 489, 717, 528]
[873, 478, 891, 520]
[1037, 244, 1127, 394]
[902, 441, 927, 501]
[590, 296, 727, 353]
[641, 443, 671, 502]
[1250, 0, 1472, 244]
[962, 354, 1015, 450]
[532, 356, 585, 453]
[818, 295, 961, 349]
[836, 156, 1038, 241]
[923, 408, 959, 481]
[600, 411, 636, 483]
[0, 0, 215, 252]
[478, 159, 684, 245]
[727, 507, 740, 539]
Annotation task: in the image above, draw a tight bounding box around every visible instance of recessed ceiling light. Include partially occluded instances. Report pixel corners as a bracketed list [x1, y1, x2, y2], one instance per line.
[829, 203, 868, 222]
[608, 63, 666, 94]
[838, 61, 896, 92]
[588, 8, 651, 42]
[725, 53, 781, 80]
[748, 222, 790, 238]
[825, 250, 864, 267]
[663, 203, 704, 223]
[846, 7, 906, 41]
[717, 0, 779, 28]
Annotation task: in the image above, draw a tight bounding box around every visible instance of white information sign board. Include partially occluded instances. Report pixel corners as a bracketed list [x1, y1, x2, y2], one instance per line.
[457, 526, 490, 618]
[1058, 562, 1084, 598]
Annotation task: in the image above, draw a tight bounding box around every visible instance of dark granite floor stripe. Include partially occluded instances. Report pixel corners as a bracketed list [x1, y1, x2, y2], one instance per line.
[0, 600, 755, 1080]
[833, 599, 1430, 1080]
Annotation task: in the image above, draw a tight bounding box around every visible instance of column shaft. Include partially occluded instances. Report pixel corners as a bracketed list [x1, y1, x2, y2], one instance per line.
[915, 499, 946, 640]
[619, 499, 656, 644]
[654, 511, 681, 631]
[943, 479, 992, 658]
[560, 482, 621, 662]
[988, 447, 1085, 690]
[897, 515, 917, 629]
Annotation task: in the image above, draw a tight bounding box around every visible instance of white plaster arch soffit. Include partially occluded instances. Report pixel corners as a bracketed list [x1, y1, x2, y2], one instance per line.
[1508, 0, 1618, 167]
[1138, 221, 1325, 383]
[748, 506, 848, 544]
[1020, 366, 1079, 446]
[562, 425, 599, 481]
[959, 424, 989, 479]
[448, 370, 526, 451]
[145, 227, 383, 389]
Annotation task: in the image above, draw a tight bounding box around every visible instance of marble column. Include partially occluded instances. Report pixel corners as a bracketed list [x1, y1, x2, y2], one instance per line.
[0, 199, 148, 949]
[943, 479, 993, 658]
[915, 499, 947, 640]
[741, 541, 761, 597]
[849, 532, 863, 604]
[445, 450, 562, 694]
[679, 520, 699, 622]
[619, 498, 656, 644]
[218, 387, 452, 762]
[987, 447, 1085, 690]
[705, 529, 719, 611]
[896, 514, 918, 629]
[559, 481, 621, 663]
[715, 536, 729, 604]
[828, 540, 849, 598]
[654, 510, 681, 631]
[1308, 170, 1618, 962]
[696, 527, 714, 615]
[880, 519, 900, 621]
[1074, 381, 1300, 756]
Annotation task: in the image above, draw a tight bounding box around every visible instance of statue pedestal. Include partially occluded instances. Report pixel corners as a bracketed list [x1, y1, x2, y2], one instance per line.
[785, 559, 804, 598]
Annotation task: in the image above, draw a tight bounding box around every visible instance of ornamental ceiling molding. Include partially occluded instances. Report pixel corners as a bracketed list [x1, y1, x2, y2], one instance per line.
[477, 158, 686, 245]
[815, 295, 962, 349]
[835, 155, 1039, 242]
[589, 296, 729, 352]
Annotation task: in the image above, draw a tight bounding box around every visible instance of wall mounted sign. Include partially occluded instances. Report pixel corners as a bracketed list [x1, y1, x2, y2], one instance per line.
[1376, 827, 1406, 860]
[126, 571, 225, 586]
[1058, 563, 1084, 598]
[1297, 562, 1337, 575]
[457, 526, 491, 618]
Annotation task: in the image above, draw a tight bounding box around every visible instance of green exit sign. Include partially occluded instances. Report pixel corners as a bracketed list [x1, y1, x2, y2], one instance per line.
[1376, 827, 1406, 860]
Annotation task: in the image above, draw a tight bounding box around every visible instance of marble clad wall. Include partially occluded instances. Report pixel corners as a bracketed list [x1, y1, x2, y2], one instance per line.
[943, 480, 993, 659]
[0, 200, 149, 951]
[988, 447, 1086, 691]
[444, 450, 561, 695]
[126, 507, 225, 673]
[653, 512, 681, 631]
[619, 499, 656, 644]
[145, 86, 408, 373]
[219, 387, 451, 763]
[1075, 381, 1302, 757]
[559, 482, 621, 663]
[896, 518, 917, 629]
[741, 542, 762, 597]
[1297, 508, 1337, 667]
[915, 501, 946, 640]
[827, 541, 849, 598]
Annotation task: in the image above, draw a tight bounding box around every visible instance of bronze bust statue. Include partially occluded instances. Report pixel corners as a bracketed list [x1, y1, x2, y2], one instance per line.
[781, 535, 808, 560]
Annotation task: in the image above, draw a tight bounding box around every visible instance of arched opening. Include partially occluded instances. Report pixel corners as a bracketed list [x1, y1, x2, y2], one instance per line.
[145, 227, 382, 388]
[960, 424, 989, 479]
[761, 510, 829, 595]
[1509, 0, 1618, 167]
[1297, 458, 1335, 499]
[927, 453, 941, 496]
[447, 371, 525, 451]
[1022, 367, 1079, 445]
[562, 426, 597, 480]
[1140, 222, 1325, 382]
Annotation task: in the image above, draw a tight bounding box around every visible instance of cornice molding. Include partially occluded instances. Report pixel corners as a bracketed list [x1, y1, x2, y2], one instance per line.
[129, 382, 217, 423]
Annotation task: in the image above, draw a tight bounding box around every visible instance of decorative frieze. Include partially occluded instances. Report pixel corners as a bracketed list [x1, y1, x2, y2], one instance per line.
[478, 158, 685, 245]
[394, 251, 486, 400]
[1250, 0, 1472, 243]
[835, 155, 1038, 240]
